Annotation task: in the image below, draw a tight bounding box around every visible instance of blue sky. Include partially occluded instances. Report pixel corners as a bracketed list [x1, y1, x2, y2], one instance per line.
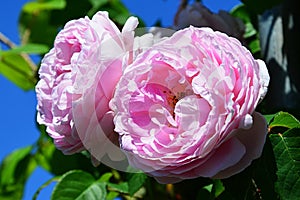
[0, 0, 240, 199]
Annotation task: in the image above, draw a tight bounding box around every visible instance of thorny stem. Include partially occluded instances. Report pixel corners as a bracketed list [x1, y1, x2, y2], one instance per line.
[0, 31, 37, 74]
[251, 178, 263, 200]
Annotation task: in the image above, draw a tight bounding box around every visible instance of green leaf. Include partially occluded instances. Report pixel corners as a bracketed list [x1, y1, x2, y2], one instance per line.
[248, 39, 261, 54]
[34, 137, 55, 172]
[51, 170, 106, 200]
[107, 182, 129, 194]
[203, 184, 213, 192]
[87, 0, 108, 16]
[269, 111, 300, 129]
[0, 146, 37, 199]
[98, 172, 113, 182]
[97, 0, 131, 25]
[211, 179, 225, 198]
[35, 137, 97, 176]
[264, 113, 277, 124]
[0, 44, 49, 55]
[0, 53, 36, 90]
[23, 0, 66, 13]
[19, 10, 58, 47]
[106, 191, 119, 200]
[243, 22, 257, 38]
[49, 0, 94, 27]
[231, 4, 257, 39]
[270, 128, 300, 199]
[0, 146, 32, 186]
[127, 173, 147, 196]
[88, 0, 108, 7]
[192, 180, 224, 200]
[230, 4, 261, 54]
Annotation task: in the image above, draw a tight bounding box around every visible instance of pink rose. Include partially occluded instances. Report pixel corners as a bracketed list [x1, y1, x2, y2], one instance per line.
[111, 26, 270, 183]
[71, 13, 141, 168]
[35, 11, 138, 155]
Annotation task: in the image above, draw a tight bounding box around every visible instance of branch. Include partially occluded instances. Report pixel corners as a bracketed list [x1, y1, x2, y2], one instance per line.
[0, 32, 16, 48]
[0, 32, 37, 73]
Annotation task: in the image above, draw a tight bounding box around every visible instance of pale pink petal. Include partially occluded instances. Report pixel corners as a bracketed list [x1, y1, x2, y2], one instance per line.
[213, 112, 268, 179]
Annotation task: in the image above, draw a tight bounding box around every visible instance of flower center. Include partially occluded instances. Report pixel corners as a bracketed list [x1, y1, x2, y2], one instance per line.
[163, 90, 178, 116]
[129, 83, 179, 127]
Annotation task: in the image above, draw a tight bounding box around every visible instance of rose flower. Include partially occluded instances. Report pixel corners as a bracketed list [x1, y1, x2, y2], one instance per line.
[35, 11, 138, 155]
[111, 26, 270, 183]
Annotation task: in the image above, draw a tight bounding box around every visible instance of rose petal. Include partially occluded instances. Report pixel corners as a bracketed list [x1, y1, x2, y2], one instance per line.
[213, 112, 268, 179]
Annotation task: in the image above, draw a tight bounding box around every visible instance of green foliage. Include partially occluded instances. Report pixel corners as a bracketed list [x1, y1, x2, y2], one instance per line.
[0, 146, 37, 200]
[195, 179, 225, 199]
[51, 170, 107, 200]
[0, 44, 49, 55]
[48, 170, 148, 200]
[269, 111, 300, 129]
[268, 112, 300, 200]
[22, 0, 66, 13]
[127, 173, 148, 196]
[34, 132, 98, 176]
[231, 4, 261, 55]
[88, 0, 109, 16]
[18, 0, 134, 48]
[0, 52, 37, 90]
[0, 43, 48, 90]
[270, 129, 300, 199]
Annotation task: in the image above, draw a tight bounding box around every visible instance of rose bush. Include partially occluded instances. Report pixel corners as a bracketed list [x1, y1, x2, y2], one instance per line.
[112, 26, 270, 183]
[35, 11, 138, 155]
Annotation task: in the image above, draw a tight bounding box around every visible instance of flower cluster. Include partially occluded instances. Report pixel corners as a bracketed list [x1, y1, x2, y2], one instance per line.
[36, 11, 270, 183]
